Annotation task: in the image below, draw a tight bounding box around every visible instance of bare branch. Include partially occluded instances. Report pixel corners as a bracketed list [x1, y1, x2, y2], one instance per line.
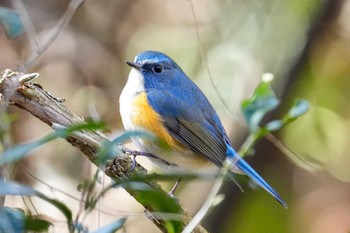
[0, 69, 208, 233]
[19, 0, 86, 71]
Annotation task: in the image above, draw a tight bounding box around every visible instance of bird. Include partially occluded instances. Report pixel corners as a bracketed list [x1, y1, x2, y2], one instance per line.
[119, 50, 286, 207]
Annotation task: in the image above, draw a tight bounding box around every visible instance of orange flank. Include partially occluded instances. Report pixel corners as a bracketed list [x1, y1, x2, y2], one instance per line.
[131, 92, 184, 150]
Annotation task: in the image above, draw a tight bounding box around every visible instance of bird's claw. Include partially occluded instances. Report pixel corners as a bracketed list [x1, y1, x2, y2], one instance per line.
[129, 155, 137, 172]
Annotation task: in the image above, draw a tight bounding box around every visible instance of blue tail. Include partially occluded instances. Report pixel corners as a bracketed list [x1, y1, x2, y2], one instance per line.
[226, 147, 287, 208]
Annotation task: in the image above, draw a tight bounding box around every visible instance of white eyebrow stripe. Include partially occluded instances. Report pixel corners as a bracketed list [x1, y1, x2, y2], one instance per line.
[134, 57, 160, 64]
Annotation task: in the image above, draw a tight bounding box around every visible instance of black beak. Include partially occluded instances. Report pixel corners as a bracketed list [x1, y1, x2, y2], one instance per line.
[125, 60, 141, 70]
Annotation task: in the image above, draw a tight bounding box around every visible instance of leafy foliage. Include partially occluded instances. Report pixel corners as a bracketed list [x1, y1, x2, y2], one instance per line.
[24, 215, 52, 232]
[0, 121, 106, 166]
[123, 182, 182, 233]
[0, 121, 129, 232]
[96, 130, 155, 165]
[0, 181, 69, 232]
[241, 73, 280, 131]
[0, 207, 25, 233]
[239, 74, 309, 156]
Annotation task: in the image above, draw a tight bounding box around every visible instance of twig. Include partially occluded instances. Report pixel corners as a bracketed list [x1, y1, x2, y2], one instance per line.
[0, 69, 208, 233]
[19, 0, 86, 71]
[182, 166, 227, 233]
[10, 0, 40, 52]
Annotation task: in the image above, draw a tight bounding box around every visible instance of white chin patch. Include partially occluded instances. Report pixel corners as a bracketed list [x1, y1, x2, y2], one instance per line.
[119, 68, 145, 130]
[129, 69, 143, 86]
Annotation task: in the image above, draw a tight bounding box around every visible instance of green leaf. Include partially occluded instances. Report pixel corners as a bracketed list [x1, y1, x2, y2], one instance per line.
[285, 99, 309, 121]
[265, 120, 284, 131]
[0, 207, 25, 233]
[264, 99, 309, 132]
[0, 121, 107, 166]
[241, 74, 280, 131]
[36, 193, 73, 227]
[0, 133, 57, 166]
[0, 208, 52, 233]
[96, 140, 120, 165]
[96, 130, 155, 165]
[91, 218, 126, 233]
[0, 7, 24, 38]
[122, 182, 182, 233]
[53, 120, 107, 138]
[24, 215, 52, 232]
[111, 130, 155, 144]
[0, 180, 73, 230]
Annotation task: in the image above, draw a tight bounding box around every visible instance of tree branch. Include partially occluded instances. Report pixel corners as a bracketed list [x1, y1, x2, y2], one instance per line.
[0, 69, 208, 233]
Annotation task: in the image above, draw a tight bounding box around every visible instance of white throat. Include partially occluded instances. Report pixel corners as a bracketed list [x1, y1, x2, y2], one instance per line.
[119, 69, 145, 130]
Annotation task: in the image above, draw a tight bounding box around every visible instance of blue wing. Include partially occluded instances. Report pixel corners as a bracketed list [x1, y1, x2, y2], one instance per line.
[147, 90, 229, 167]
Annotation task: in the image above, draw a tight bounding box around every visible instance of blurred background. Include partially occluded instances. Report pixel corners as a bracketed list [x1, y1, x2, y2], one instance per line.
[1, 0, 350, 232]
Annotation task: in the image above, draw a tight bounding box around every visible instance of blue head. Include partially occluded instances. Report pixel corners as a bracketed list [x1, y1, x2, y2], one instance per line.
[126, 51, 189, 90]
[125, 50, 225, 129]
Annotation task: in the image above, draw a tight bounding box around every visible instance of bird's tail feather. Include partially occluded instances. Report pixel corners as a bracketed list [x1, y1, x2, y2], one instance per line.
[226, 147, 287, 208]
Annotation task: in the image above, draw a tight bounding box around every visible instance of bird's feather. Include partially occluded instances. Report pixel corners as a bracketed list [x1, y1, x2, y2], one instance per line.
[147, 90, 228, 166]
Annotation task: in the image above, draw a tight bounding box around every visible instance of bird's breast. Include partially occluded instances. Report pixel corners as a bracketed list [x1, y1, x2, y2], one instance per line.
[122, 92, 214, 170]
[130, 92, 181, 148]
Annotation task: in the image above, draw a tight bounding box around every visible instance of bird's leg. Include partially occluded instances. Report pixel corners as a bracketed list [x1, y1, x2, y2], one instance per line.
[118, 144, 173, 171]
[168, 178, 182, 198]
[130, 154, 137, 171]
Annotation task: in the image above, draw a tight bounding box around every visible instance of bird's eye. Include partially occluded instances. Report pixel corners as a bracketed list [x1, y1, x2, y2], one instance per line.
[153, 65, 163, 74]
